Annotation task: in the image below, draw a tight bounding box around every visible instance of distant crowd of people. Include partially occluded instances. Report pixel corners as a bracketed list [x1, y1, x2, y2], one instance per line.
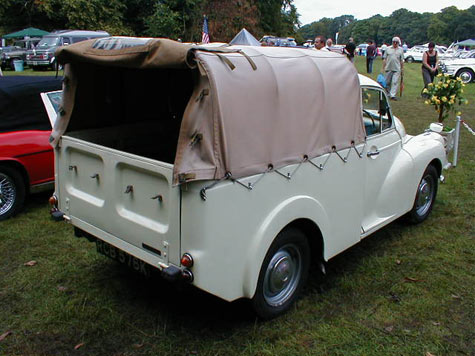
[311, 35, 438, 101]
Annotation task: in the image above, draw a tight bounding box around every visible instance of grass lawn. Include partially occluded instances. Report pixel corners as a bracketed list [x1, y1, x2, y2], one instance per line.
[1, 56, 474, 356]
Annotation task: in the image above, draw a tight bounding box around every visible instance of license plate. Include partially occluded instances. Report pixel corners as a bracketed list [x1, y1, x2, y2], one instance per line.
[96, 240, 149, 276]
[33, 61, 38, 65]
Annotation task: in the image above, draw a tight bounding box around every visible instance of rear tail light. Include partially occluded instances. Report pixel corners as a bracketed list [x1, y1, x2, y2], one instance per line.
[180, 253, 194, 268]
[49, 195, 58, 209]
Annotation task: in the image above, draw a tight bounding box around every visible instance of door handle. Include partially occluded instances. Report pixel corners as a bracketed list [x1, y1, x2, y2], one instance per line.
[367, 150, 380, 157]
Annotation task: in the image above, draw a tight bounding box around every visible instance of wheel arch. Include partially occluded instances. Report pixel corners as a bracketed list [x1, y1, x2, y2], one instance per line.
[0, 159, 30, 193]
[242, 196, 329, 299]
[429, 158, 442, 177]
[286, 218, 324, 268]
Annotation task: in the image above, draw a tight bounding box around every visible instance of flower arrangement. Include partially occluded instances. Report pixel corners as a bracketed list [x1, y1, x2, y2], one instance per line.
[423, 74, 468, 124]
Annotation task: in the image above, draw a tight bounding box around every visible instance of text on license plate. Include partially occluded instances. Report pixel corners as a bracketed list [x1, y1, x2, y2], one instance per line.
[96, 239, 149, 276]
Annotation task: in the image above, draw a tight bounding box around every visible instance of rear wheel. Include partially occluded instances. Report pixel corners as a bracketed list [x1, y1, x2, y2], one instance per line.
[252, 228, 310, 319]
[406, 56, 414, 63]
[456, 68, 474, 84]
[0, 166, 26, 220]
[408, 165, 438, 224]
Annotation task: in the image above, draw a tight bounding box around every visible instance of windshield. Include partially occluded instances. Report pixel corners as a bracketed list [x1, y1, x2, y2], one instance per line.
[37, 37, 60, 48]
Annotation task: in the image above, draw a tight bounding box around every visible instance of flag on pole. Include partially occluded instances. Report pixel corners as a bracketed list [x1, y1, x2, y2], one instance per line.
[202, 16, 210, 44]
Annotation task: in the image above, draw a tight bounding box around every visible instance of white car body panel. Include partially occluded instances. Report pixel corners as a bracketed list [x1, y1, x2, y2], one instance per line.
[50, 75, 449, 303]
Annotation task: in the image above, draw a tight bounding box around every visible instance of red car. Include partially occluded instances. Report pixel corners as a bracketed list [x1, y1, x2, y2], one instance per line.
[0, 76, 62, 220]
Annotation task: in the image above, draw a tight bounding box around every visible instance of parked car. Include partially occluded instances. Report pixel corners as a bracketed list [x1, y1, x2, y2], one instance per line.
[404, 45, 449, 63]
[47, 38, 450, 319]
[0, 38, 41, 70]
[26, 30, 109, 70]
[440, 50, 475, 83]
[357, 43, 368, 56]
[260, 35, 297, 47]
[0, 76, 62, 220]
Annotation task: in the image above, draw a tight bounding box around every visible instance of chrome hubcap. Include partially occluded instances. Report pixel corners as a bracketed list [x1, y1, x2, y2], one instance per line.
[0, 173, 16, 216]
[415, 176, 433, 216]
[459, 72, 472, 84]
[263, 244, 302, 307]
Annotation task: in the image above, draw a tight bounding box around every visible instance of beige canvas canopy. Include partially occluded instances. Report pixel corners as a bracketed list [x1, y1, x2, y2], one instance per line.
[51, 37, 365, 185]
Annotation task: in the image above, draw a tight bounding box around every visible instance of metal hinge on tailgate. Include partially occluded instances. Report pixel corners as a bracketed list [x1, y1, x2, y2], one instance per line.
[178, 173, 196, 183]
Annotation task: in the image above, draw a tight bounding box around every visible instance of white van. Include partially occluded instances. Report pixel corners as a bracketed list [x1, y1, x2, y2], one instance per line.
[47, 37, 449, 319]
[26, 30, 109, 70]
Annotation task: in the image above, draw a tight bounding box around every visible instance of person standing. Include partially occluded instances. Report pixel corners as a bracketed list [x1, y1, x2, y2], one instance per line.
[421, 42, 439, 97]
[383, 37, 404, 100]
[366, 40, 376, 73]
[344, 37, 356, 62]
[314, 36, 329, 51]
[381, 42, 388, 58]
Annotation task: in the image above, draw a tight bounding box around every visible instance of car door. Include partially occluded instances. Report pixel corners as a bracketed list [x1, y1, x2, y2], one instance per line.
[361, 87, 411, 234]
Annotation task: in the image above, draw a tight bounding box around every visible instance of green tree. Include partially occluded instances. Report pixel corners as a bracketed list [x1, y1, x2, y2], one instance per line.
[145, 2, 182, 39]
[258, 0, 298, 38]
[123, 0, 156, 36]
[453, 7, 475, 42]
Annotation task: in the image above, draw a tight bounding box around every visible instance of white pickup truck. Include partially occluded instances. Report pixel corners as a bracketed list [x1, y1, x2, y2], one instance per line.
[48, 37, 449, 319]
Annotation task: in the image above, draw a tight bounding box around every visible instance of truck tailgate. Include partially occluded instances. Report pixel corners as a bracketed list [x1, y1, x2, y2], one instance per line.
[57, 136, 180, 265]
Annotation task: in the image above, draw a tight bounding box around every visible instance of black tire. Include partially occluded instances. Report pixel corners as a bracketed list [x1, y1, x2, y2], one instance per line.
[406, 56, 414, 63]
[0, 166, 26, 221]
[252, 228, 310, 319]
[408, 165, 438, 224]
[456, 68, 474, 84]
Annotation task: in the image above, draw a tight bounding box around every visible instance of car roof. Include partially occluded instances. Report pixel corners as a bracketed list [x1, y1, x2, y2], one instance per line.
[46, 30, 109, 37]
[358, 74, 381, 88]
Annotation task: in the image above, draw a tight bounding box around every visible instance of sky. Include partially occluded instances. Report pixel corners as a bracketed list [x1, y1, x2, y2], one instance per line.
[293, 0, 474, 26]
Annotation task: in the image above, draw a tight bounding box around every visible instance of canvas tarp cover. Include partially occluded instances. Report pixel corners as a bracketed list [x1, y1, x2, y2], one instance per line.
[52, 37, 365, 185]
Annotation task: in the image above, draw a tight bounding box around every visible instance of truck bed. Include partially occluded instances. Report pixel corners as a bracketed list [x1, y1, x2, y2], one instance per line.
[67, 120, 180, 164]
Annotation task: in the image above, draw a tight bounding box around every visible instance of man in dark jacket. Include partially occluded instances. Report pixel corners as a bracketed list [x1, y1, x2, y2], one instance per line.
[344, 37, 356, 62]
[366, 40, 376, 73]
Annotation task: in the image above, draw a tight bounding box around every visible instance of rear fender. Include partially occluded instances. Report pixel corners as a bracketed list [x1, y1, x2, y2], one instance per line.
[242, 195, 329, 298]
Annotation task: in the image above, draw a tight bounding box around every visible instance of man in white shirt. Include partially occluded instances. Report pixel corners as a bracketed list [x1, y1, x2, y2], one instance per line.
[314, 36, 329, 51]
[383, 36, 404, 100]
